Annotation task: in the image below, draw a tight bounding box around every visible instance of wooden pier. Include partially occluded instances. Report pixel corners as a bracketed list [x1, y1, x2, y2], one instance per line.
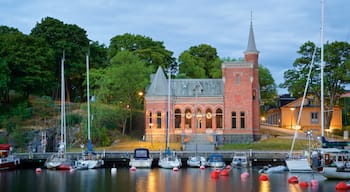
[15, 150, 289, 168]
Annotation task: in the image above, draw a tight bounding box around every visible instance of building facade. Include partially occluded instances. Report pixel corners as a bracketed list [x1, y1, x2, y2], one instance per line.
[144, 22, 260, 145]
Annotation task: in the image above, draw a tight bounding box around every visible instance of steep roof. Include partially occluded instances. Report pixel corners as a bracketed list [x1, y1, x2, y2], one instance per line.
[145, 66, 169, 96]
[244, 21, 259, 54]
[146, 67, 224, 97]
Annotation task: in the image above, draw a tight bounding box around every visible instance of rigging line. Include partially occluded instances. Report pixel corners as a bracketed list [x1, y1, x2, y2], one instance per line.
[289, 46, 317, 156]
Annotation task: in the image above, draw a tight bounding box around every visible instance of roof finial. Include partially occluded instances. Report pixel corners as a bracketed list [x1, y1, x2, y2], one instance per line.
[250, 10, 253, 24]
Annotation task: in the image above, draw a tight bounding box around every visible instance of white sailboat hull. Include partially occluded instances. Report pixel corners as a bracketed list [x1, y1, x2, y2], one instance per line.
[187, 156, 208, 167]
[75, 159, 104, 169]
[285, 158, 313, 172]
[321, 166, 350, 179]
[158, 156, 181, 169]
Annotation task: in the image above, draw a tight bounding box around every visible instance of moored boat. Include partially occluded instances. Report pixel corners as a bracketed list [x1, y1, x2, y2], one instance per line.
[207, 154, 225, 168]
[231, 153, 249, 167]
[129, 148, 153, 168]
[187, 156, 208, 168]
[158, 148, 181, 169]
[0, 144, 20, 171]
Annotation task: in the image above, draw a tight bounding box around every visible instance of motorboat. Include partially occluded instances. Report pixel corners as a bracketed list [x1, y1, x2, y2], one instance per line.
[231, 153, 249, 167]
[0, 144, 20, 171]
[207, 154, 225, 168]
[129, 148, 153, 168]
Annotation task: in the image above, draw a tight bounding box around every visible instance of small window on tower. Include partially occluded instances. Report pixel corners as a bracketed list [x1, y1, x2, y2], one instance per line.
[236, 74, 240, 85]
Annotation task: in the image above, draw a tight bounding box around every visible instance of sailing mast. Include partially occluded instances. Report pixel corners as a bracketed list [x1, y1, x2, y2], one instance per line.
[61, 50, 66, 154]
[320, 0, 325, 137]
[166, 68, 171, 150]
[86, 51, 93, 152]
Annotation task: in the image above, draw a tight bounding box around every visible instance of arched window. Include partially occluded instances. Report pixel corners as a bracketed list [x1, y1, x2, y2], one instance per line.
[185, 108, 192, 128]
[175, 109, 181, 128]
[216, 109, 223, 128]
[196, 109, 202, 129]
[205, 109, 212, 129]
[156, 112, 162, 128]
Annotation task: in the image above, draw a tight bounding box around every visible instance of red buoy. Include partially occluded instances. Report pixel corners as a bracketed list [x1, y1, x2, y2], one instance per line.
[220, 169, 230, 176]
[299, 181, 309, 188]
[211, 169, 220, 179]
[259, 174, 269, 181]
[335, 181, 349, 191]
[288, 176, 299, 184]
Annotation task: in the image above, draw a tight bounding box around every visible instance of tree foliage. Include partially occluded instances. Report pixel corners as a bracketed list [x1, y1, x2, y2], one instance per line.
[259, 65, 278, 111]
[178, 44, 222, 78]
[108, 33, 177, 73]
[91, 51, 152, 135]
[0, 26, 55, 99]
[280, 41, 350, 129]
[30, 17, 90, 102]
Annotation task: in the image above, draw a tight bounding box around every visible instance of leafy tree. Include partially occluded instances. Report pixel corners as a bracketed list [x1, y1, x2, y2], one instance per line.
[259, 65, 278, 112]
[0, 27, 55, 99]
[108, 33, 177, 73]
[91, 51, 152, 135]
[178, 44, 222, 78]
[0, 58, 10, 103]
[280, 41, 350, 129]
[30, 17, 90, 102]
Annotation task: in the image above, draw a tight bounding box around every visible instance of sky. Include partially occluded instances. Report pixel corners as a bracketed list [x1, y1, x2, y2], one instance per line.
[1, 0, 349, 94]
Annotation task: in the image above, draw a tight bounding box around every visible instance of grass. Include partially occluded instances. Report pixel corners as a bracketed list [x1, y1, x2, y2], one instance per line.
[218, 137, 313, 151]
[68, 137, 315, 152]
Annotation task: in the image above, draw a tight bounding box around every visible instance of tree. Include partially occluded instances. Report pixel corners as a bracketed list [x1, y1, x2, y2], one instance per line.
[0, 26, 55, 99]
[0, 58, 10, 103]
[91, 51, 152, 135]
[108, 33, 177, 73]
[280, 41, 350, 129]
[30, 17, 90, 102]
[259, 65, 278, 112]
[178, 44, 222, 78]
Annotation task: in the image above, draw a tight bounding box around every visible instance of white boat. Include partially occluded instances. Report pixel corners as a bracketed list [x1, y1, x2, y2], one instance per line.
[259, 165, 288, 174]
[45, 51, 72, 170]
[75, 53, 104, 170]
[285, 157, 312, 172]
[158, 69, 181, 169]
[207, 154, 225, 168]
[129, 148, 153, 168]
[320, 166, 350, 179]
[231, 153, 249, 167]
[0, 144, 20, 171]
[187, 156, 208, 168]
[158, 149, 182, 169]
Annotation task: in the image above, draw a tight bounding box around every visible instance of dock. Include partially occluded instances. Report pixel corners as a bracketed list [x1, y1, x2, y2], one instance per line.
[15, 150, 289, 168]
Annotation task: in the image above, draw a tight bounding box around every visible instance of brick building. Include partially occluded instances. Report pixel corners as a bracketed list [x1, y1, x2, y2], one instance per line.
[144, 21, 260, 145]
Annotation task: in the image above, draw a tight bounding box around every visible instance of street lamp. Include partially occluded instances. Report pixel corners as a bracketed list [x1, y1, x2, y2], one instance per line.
[290, 107, 295, 129]
[149, 123, 153, 145]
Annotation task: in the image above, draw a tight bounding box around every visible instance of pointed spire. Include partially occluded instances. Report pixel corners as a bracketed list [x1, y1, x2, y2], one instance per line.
[245, 12, 259, 54]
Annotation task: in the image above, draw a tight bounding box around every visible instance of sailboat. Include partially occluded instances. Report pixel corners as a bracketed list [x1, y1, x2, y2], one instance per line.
[284, 47, 315, 172]
[158, 68, 182, 169]
[74, 52, 104, 169]
[45, 51, 73, 170]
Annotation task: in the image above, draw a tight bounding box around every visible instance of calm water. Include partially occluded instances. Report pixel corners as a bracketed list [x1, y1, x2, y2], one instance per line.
[0, 167, 342, 192]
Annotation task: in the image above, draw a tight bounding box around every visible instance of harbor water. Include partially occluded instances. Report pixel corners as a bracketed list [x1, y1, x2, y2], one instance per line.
[0, 167, 342, 192]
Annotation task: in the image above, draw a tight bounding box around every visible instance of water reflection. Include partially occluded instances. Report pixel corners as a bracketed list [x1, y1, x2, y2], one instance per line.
[0, 168, 343, 192]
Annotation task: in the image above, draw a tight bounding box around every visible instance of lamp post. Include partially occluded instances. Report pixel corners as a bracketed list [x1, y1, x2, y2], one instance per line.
[149, 123, 153, 145]
[290, 107, 295, 129]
